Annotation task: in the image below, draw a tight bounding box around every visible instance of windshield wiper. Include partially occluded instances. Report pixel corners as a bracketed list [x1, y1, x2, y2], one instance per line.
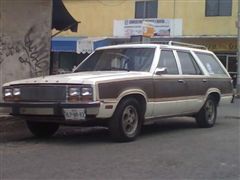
[100, 67, 130, 72]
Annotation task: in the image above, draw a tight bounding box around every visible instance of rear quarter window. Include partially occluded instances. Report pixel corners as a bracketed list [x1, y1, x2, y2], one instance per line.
[195, 52, 227, 76]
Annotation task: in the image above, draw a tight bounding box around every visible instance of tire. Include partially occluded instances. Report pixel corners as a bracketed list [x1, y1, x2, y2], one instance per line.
[109, 98, 143, 142]
[26, 121, 59, 138]
[196, 96, 217, 128]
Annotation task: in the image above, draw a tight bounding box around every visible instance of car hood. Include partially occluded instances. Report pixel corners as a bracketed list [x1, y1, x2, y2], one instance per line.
[3, 71, 152, 86]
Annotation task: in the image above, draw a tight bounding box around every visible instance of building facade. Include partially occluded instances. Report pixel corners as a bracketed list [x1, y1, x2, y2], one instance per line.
[59, 0, 237, 37]
[54, 0, 238, 85]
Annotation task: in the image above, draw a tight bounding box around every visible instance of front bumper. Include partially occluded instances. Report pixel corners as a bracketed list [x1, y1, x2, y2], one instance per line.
[0, 101, 100, 118]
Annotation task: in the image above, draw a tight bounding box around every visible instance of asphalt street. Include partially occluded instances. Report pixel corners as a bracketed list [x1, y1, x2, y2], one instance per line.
[0, 100, 239, 180]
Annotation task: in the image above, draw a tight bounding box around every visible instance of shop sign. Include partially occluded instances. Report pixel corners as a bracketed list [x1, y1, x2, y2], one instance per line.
[186, 39, 237, 52]
[113, 18, 182, 37]
[77, 39, 94, 54]
[205, 41, 237, 52]
[142, 22, 155, 38]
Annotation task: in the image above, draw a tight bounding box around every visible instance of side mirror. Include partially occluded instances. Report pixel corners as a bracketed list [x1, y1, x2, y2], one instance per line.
[155, 67, 168, 75]
[72, 65, 77, 72]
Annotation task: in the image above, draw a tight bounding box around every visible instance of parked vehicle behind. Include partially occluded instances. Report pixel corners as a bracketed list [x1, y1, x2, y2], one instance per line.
[0, 42, 233, 142]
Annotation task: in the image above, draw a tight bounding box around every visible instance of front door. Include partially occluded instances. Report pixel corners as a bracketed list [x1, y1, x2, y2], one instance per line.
[153, 49, 187, 117]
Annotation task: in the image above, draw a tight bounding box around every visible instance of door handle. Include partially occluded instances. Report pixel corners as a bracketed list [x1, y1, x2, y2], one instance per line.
[202, 79, 207, 82]
[178, 79, 185, 83]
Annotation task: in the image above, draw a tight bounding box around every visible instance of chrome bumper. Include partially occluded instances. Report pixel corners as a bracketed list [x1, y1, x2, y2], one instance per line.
[0, 101, 100, 116]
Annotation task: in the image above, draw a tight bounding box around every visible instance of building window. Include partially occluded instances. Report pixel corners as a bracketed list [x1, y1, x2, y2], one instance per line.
[205, 0, 232, 16]
[135, 0, 158, 19]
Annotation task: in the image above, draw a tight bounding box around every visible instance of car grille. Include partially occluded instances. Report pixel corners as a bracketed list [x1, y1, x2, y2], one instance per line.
[14, 85, 67, 102]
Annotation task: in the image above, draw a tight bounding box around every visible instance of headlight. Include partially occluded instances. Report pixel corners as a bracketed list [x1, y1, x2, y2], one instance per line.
[67, 86, 93, 102]
[13, 88, 21, 101]
[4, 88, 13, 97]
[3, 88, 13, 101]
[68, 87, 81, 102]
[3, 87, 21, 101]
[81, 87, 93, 101]
[13, 88, 21, 96]
[69, 88, 81, 97]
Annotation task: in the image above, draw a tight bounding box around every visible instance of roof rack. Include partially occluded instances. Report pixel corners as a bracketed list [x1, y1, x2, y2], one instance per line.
[151, 41, 208, 50]
[168, 41, 208, 50]
[150, 41, 169, 45]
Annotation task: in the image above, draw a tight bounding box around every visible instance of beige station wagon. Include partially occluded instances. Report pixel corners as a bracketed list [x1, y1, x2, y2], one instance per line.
[0, 42, 233, 142]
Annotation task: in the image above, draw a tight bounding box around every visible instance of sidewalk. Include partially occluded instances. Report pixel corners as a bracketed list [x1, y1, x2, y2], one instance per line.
[0, 114, 25, 126]
[218, 98, 240, 118]
[0, 115, 28, 142]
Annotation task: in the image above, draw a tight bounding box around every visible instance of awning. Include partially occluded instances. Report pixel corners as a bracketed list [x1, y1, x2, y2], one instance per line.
[51, 37, 111, 53]
[51, 37, 82, 52]
[52, 0, 79, 32]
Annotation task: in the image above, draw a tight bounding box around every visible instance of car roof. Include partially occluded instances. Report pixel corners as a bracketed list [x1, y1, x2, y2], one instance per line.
[96, 43, 212, 54]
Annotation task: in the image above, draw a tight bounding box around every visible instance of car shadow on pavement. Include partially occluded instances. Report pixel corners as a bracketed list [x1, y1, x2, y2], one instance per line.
[52, 126, 111, 144]
[1, 117, 199, 144]
[142, 117, 198, 136]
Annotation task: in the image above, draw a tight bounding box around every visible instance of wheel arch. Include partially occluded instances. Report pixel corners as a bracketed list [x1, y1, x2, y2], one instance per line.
[116, 90, 147, 116]
[205, 88, 221, 105]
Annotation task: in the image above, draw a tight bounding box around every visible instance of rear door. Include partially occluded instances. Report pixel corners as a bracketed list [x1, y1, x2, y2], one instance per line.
[175, 50, 208, 113]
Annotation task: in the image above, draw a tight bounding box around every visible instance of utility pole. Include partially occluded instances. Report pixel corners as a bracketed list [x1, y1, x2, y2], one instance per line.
[237, 0, 240, 97]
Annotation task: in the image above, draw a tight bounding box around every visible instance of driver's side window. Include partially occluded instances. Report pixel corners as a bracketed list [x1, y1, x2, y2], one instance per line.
[158, 50, 179, 74]
[111, 57, 121, 69]
[111, 56, 130, 70]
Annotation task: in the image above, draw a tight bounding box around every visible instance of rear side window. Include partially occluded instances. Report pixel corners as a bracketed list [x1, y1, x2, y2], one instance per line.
[158, 50, 179, 74]
[195, 52, 227, 75]
[177, 51, 202, 75]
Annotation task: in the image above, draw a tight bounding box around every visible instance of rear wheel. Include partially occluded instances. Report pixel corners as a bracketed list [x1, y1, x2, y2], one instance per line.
[109, 98, 143, 142]
[26, 121, 59, 138]
[196, 97, 217, 128]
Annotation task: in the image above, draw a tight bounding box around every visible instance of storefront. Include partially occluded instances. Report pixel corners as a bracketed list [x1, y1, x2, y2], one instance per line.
[217, 54, 237, 87]
[50, 37, 111, 74]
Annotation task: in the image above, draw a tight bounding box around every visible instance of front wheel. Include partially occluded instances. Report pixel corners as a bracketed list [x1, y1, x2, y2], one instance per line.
[195, 97, 217, 128]
[26, 121, 59, 138]
[109, 98, 143, 142]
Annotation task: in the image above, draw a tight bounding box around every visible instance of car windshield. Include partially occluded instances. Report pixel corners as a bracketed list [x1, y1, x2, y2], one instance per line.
[74, 47, 155, 72]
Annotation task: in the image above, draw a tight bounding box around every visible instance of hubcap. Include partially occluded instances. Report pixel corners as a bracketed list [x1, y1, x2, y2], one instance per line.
[122, 105, 138, 137]
[205, 100, 215, 124]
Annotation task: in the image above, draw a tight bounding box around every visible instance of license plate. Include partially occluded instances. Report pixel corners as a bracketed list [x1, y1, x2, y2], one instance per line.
[63, 109, 86, 120]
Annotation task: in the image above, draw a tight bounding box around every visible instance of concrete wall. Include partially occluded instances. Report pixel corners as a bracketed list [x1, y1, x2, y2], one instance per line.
[57, 0, 237, 37]
[0, 0, 52, 101]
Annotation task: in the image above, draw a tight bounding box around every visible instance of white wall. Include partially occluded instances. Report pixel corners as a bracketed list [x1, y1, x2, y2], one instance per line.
[0, 0, 52, 103]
